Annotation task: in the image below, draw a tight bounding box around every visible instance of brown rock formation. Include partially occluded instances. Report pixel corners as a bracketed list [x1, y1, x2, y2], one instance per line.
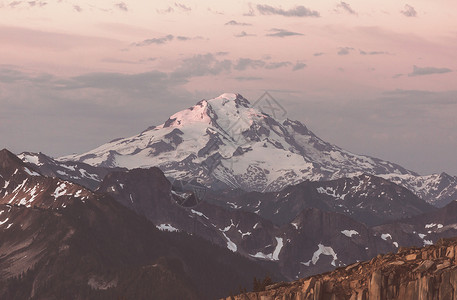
[225, 237, 457, 300]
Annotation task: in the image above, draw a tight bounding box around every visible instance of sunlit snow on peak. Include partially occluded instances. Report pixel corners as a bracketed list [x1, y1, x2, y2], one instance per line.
[214, 93, 238, 101]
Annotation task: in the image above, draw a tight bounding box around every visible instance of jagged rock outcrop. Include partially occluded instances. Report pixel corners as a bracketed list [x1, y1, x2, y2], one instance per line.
[225, 237, 457, 300]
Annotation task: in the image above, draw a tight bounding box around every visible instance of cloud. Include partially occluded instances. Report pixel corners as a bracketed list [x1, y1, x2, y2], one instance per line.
[177, 36, 191, 41]
[359, 50, 389, 55]
[266, 28, 304, 37]
[0, 66, 192, 157]
[157, 6, 174, 14]
[28, 1, 47, 8]
[408, 65, 452, 77]
[292, 62, 307, 71]
[169, 54, 295, 77]
[265, 61, 291, 69]
[234, 31, 256, 37]
[336, 2, 356, 15]
[9, 1, 22, 8]
[233, 58, 292, 70]
[73, 5, 82, 12]
[256, 4, 320, 17]
[401, 4, 417, 17]
[131, 35, 199, 46]
[337, 47, 354, 55]
[139, 57, 157, 63]
[234, 58, 265, 70]
[208, 7, 224, 15]
[172, 53, 232, 78]
[132, 35, 174, 46]
[115, 2, 128, 12]
[233, 76, 263, 81]
[174, 3, 191, 12]
[313, 52, 324, 56]
[225, 20, 251, 26]
[243, 3, 255, 16]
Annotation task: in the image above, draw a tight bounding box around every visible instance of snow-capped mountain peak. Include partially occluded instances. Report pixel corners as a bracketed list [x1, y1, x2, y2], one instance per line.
[59, 93, 416, 192]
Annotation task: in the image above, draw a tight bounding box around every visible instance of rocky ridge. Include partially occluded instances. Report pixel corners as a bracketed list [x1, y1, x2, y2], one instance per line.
[225, 237, 457, 300]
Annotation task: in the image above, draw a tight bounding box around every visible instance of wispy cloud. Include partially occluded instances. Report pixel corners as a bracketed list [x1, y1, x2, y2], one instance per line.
[401, 4, 417, 17]
[408, 65, 452, 77]
[28, 1, 47, 8]
[174, 3, 191, 12]
[225, 20, 251, 26]
[9, 1, 22, 8]
[208, 7, 224, 15]
[133, 35, 174, 46]
[172, 53, 232, 78]
[73, 5, 82, 12]
[132, 34, 199, 46]
[115, 2, 128, 12]
[243, 3, 255, 16]
[313, 52, 325, 57]
[157, 6, 174, 14]
[157, 3, 191, 14]
[336, 1, 356, 15]
[337, 47, 354, 55]
[359, 50, 389, 55]
[266, 28, 304, 38]
[233, 76, 263, 81]
[292, 62, 307, 71]
[234, 58, 265, 70]
[176, 36, 191, 41]
[265, 61, 291, 69]
[234, 31, 256, 37]
[256, 4, 320, 17]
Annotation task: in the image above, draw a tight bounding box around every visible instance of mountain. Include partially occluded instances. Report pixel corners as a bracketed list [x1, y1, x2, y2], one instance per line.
[372, 200, 457, 250]
[381, 172, 457, 207]
[205, 173, 435, 226]
[97, 166, 413, 280]
[226, 237, 457, 300]
[0, 149, 281, 299]
[58, 93, 412, 189]
[18, 151, 123, 191]
[0, 149, 94, 208]
[57, 93, 457, 206]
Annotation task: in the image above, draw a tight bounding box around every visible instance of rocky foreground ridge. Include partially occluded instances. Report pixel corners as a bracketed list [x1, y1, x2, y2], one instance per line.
[226, 237, 457, 300]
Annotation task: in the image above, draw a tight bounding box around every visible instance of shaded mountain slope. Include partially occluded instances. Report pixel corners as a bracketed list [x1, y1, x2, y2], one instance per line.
[0, 149, 280, 300]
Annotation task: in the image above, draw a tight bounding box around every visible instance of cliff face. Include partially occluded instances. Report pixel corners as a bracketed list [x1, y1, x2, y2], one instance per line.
[225, 237, 457, 300]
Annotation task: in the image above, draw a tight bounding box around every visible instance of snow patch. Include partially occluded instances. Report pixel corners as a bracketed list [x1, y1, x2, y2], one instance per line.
[24, 167, 40, 176]
[53, 183, 67, 199]
[381, 233, 392, 241]
[302, 244, 338, 267]
[75, 190, 82, 198]
[156, 224, 179, 232]
[222, 232, 237, 252]
[250, 237, 283, 261]
[341, 230, 359, 238]
[191, 209, 209, 220]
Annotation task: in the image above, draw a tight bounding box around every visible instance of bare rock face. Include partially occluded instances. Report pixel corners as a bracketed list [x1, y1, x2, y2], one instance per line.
[224, 237, 457, 300]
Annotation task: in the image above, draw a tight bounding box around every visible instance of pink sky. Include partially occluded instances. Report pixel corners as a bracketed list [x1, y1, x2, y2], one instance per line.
[1, 1, 457, 175]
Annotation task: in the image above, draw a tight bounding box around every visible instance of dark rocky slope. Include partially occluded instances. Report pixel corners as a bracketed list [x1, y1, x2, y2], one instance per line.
[225, 237, 457, 300]
[0, 149, 280, 300]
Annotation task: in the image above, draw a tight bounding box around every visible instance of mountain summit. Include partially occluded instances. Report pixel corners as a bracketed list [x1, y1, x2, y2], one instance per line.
[59, 93, 416, 192]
